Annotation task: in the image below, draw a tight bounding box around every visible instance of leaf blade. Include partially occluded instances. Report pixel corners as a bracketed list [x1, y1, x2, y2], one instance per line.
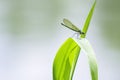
[73, 38, 98, 80]
[81, 1, 96, 38]
[53, 38, 81, 80]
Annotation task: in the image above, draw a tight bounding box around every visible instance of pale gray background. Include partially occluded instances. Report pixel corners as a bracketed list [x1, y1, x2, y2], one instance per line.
[0, 0, 120, 80]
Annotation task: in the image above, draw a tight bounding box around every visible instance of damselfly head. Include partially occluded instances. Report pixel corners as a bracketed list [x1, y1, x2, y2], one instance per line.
[79, 31, 85, 34]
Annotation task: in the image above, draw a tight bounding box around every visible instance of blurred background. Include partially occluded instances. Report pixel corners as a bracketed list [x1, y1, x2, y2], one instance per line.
[0, 0, 120, 80]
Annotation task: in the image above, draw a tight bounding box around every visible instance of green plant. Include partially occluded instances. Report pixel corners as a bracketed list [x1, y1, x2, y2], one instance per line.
[53, 0, 98, 80]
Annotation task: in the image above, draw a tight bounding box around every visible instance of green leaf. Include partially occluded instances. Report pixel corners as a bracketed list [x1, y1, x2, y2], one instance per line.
[73, 38, 98, 80]
[53, 38, 81, 80]
[81, 0, 96, 38]
[53, 1, 97, 80]
[61, 19, 81, 33]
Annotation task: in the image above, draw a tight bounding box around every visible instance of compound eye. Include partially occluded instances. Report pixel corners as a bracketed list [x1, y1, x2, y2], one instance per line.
[81, 32, 85, 34]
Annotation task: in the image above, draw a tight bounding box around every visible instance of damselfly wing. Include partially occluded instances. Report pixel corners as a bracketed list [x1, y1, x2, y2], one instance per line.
[61, 19, 84, 34]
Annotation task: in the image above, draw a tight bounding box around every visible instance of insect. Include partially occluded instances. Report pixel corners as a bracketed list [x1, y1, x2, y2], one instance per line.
[61, 18, 84, 34]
